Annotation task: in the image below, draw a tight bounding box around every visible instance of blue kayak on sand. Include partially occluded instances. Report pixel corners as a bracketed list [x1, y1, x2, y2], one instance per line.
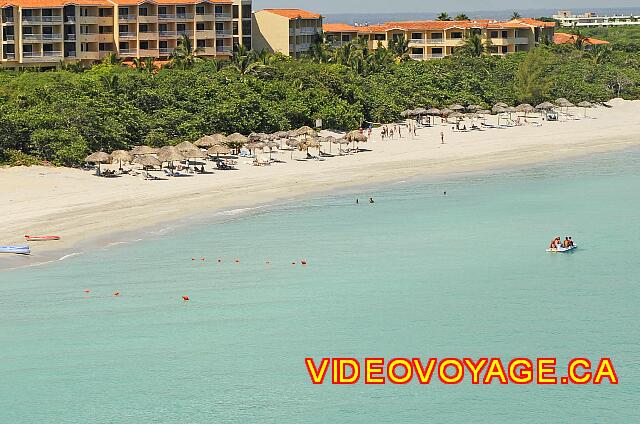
[0, 246, 31, 255]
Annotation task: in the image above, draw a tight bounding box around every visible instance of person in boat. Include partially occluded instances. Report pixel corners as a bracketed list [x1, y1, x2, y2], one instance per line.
[549, 237, 561, 249]
[568, 237, 574, 247]
[562, 237, 571, 248]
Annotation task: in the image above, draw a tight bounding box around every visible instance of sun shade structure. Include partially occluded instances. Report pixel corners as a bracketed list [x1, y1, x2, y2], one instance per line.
[295, 126, 318, 137]
[226, 133, 248, 144]
[194, 135, 217, 148]
[449, 104, 465, 111]
[157, 146, 185, 164]
[133, 155, 161, 168]
[85, 151, 111, 176]
[110, 150, 132, 163]
[555, 98, 574, 107]
[207, 145, 231, 156]
[130, 145, 158, 155]
[175, 141, 198, 153]
[535, 102, 555, 110]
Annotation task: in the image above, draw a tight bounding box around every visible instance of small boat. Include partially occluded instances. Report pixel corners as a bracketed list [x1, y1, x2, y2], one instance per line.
[24, 235, 60, 241]
[546, 245, 577, 253]
[0, 246, 31, 255]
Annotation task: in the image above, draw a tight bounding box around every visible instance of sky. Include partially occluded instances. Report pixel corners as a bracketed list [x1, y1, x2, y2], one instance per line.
[253, 0, 639, 14]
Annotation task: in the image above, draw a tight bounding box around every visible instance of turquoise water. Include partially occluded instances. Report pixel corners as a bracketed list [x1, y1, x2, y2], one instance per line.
[1, 149, 639, 423]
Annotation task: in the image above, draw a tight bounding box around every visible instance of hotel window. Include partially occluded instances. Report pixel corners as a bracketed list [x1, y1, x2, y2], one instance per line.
[411, 32, 422, 40]
[373, 34, 386, 41]
[197, 39, 205, 48]
[119, 41, 128, 49]
[139, 7, 148, 17]
[215, 22, 223, 31]
[99, 8, 113, 17]
[243, 37, 251, 49]
[241, 21, 250, 35]
[215, 5, 223, 14]
[23, 44, 33, 53]
[502, 30, 508, 38]
[80, 42, 88, 52]
[43, 8, 53, 17]
[119, 8, 129, 17]
[196, 22, 205, 31]
[23, 26, 33, 35]
[98, 26, 112, 34]
[241, 5, 251, 19]
[501, 46, 508, 53]
[432, 47, 443, 54]
[177, 23, 186, 32]
[232, 5, 238, 19]
[431, 32, 443, 39]
[232, 21, 238, 35]
[489, 46, 498, 53]
[23, 10, 33, 18]
[176, 7, 186, 15]
[451, 32, 463, 39]
[490, 31, 498, 38]
[139, 24, 148, 33]
[196, 5, 205, 15]
[140, 41, 149, 49]
[158, 7, 167, 15]
[159, 40, 167, 48]
[43, 26, 53, 35]
[341, 34, 350, 42]
[119, 24, 128, 33]
[43, 43, 54, 52]
[99, 43, 106, 50]
[159, 24, 167, 32]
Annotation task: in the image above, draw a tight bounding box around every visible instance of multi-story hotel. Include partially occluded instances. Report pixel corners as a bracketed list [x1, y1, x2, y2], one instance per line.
[251, 8, 322, 57]
[0, 0, 252, 68]
[553, 10, 640, 27]
[324, 18, 556, 60]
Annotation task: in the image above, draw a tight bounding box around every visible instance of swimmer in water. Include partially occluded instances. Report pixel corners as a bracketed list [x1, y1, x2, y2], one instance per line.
[369, 197, 374, 204]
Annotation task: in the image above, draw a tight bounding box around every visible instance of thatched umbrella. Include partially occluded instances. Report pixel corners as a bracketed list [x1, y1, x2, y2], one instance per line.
[321, 136, 337, 153]
[427, 108, 441, 115]
[157, 146, 184, 171]
[345, 130, 367, 152]
[85, 151, 111, 176]
[556, 98, 574, 108]
[111, 150, 133, 171]
[440, 108, 453, 117]
[131, 145, 157, 156]
[477, 109, 491, 115]
[263, 141, 279, 160]
[248, 132, 269, 142]
[183, 148, 205, 160]
[577, 101, 593, 117]
[300, 138, 321, 156]
[227, 133, 248, 144]
[400, 109, 413, 118]
[414, 107, 428, 116]
[516, 103, 535, 117]
[245, 141, 265, 156]
[194, 135, 217, 148]
[210, 134, 229, 145]
[296, 125, 317, 138]
[448, 111, 464, 120]
[285, 139, 301, 159]
[207, 144, 231, 157]
[272, 131, 289, 140]
[467, 104, 482, 112]
[332, 137, 350, 155]
[175, 141, 198, 153]
[535, 102, 555, 111]
[133, 155, 161, 170]
[450, 104, 465, 111]
[494, 102, 509, 109]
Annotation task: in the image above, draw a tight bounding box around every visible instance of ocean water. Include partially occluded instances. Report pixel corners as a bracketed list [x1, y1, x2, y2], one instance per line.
[1, 149, 639, 423]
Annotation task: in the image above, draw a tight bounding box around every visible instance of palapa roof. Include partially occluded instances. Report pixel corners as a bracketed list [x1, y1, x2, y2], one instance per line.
[85, 151, 111, 163]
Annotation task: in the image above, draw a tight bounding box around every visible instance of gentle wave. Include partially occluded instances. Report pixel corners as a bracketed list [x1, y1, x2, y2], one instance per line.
[58, 252, 83, 261]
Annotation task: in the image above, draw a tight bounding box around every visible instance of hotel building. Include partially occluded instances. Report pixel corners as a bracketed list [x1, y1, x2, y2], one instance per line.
[324, 18, 556, 60]
[0, 0, 251, 68]
[553, 10, 640, 27]
[251, 8, 322, 57]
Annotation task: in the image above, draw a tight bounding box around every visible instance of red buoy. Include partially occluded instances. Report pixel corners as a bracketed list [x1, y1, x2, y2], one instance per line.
[182, 295, 190, 301]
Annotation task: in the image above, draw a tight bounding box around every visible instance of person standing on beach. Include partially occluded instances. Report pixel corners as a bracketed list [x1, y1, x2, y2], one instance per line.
[440, 132, 445, 144]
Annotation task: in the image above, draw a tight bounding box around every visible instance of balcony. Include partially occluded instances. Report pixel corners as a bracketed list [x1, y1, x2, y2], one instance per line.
[2, 17, 14, 24]
[64, 16, 75, 24]
[42, 33, 64, 41]
[427, 38, 444, 44]
[445, 38, 464, 46]
[78, 33, 100, 42]
[138, 48, 159, 57]
[138, 32, 159, 40]
[409, 38, 424, 44]
[215, 45, 232, 54]
[197, 46, 216, 55]
[119, 32, 137, 39]
[410, 53, 424, 60]
[138, 14, 158, 23]
[65, 33, 76, 41]
[41, 15, 63, 23]
[215, 29, 232, 37]
[177, 30, 193, 36]
[195, 13, 215, 21]
[158, 14, 176, 20]
[490, 37, 531, 46]
[78, 16, 112, 25]
[3, 34, 15, 42]
[428, 53, 445, 59]
[119, 15, 137, 22]
[298, 27, 319, 36]
[4, 53, 16, 59]
[23, 51, 64, 61]
[214, 13, 232, 20]
[22, 34, 42, 41]
[65, 51, 77, 57]
[176, 13, 194, 20]
[159, 30, 177, 38]
[119, 48, 138, 55]
[79, 51, 100, 60]
[159, 47, 173, 55]
[196, 29, 215, 38]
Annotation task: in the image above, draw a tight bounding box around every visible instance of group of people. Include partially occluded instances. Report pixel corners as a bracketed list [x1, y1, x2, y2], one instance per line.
[380, 124, 417, 140]
[549, 236, 575, 249]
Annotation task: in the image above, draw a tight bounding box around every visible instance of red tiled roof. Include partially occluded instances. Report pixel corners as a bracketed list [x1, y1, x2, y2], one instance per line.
[328, 18, 554, 34]
[554, 32, 610, 45]
[261, 8, 322, 20]
[323, 23, 358, 33]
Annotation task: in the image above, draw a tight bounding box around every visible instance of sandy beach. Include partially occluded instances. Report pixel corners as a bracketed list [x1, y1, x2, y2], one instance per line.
[1, 98, 639, 265]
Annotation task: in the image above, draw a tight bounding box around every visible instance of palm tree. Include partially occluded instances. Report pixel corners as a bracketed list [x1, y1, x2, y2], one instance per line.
[437, 12, 451, 21]
[170, 34, 201, 69]
[101, 74, 119, 92]
[132, 57, 144, 71]
[511, 12, 522, 20]
[455, 13, 470, 21]
[388, 34, 410, 61]
[457, 33, 492, 57]
[101, 52, 120, 65]
[588, 45, 611, 65]
[143, 57, 158, 73]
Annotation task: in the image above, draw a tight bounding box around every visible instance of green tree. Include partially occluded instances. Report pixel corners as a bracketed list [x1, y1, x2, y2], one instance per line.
[457, 33, 492, 57]
[388, 34, 410, 62]
[514, 48, 551, 104]
[170, 34, 201, 69]
[437, 12, 451, 21]
[511, 12, 522, 19]
[455, 13, 470, 21]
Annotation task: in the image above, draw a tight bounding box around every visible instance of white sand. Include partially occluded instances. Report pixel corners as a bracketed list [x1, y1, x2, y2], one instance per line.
[1, 99, 639, 263]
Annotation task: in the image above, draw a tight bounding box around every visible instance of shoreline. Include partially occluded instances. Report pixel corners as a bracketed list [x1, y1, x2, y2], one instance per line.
[2, 99, 639, 270]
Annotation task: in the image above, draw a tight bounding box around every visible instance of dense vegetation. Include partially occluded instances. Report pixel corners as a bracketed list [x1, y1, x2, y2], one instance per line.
[556, 25, 640, 52]
[0, 34, 639, 166]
